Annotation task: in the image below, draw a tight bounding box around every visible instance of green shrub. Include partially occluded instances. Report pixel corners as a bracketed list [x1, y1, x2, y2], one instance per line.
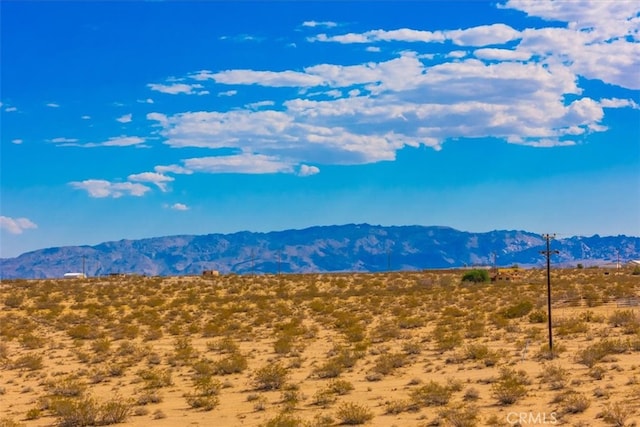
[461, 270, 489, 283]
[438, 403, 479, 427]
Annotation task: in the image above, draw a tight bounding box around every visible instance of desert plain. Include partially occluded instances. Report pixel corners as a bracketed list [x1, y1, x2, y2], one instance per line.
[1, 267, 639, 426]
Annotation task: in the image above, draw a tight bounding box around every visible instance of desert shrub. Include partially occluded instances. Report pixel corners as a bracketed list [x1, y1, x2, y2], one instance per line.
[313, 389, 337, 407]
[212, 352, 247, 375]
[372, 352, 406, 375]
[556, 316, 588, 336]
[18, 333, 46, 350]
[50, 396, 99, 427]
[137, 368, 172, 389]
[0, 418, 25, 427]
[185, 389, 219, 411]
[253, 363, 288, 391]
[438, 403, 479, 427]
[335, 402, 374, 425]
[539, 363, 568, 390]
[464, 343, 499, 366]
[384, 399, 410, 414]
[314, 358, 344, 379]
[501, 300, 533, 319]
[371, 319, 401, 342]
[262, 412, 303, 427]
[48, 377, 86, 397]
[410, 381, 452, 407]
[528, 309, 547, 323]
[67, 324, 100, 340]
[599, 401, 633, 426]
[327, 379, 354, 395]
[11, 353, 43, 371]
[461, 270, 489, 283]
[99, 397, 132, 424]
[576, 339, 629, 368]
[491, 368, 529, 405]
[136, 390, 162, 405]
[559, 391, 590, 414]
[432, 324, 463, 352]
[609, 310, 640, 334]
[463, 387, 480, 401]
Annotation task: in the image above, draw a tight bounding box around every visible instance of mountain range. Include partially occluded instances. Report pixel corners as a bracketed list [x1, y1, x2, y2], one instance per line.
[1, 224, 639, 279]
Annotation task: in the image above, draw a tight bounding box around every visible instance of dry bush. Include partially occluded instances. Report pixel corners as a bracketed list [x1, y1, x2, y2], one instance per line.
[335, 402, 374, 425]
[253, 363, 289, 391]
[410, 380, 453, 407]
[539, 363, 568, 390]
[491, 368, 530, 405]
[438, 403, 479, 427]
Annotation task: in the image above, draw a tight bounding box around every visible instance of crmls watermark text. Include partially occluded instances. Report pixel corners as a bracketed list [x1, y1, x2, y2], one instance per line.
[507, 412, 558, 425]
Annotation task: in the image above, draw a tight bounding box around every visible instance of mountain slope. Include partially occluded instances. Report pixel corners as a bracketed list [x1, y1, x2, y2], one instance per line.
[1, 224, 638, 279]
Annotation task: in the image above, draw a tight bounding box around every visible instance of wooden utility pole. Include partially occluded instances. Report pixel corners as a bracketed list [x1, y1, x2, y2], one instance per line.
[540, 234, 559, 357]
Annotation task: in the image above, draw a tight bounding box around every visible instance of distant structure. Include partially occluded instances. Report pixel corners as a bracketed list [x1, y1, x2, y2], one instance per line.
[64, 272, 86, 279]
[490, 267, 520, 282]
[202, 270, 220, 277]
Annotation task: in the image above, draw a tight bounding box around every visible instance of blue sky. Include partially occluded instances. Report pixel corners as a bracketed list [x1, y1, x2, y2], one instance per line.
[1, 1, 639, 258]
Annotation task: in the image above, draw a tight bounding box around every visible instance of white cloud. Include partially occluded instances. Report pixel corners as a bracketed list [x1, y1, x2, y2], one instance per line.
[46, 102, 60, 108]
[97, 136, 146, 147]
[70, 179, 151, 198]
[208, 69, 325, 87]
[137, 98, 154, 104]
[147, 82, 207, 95]
[51, 137, 79, 144]
[128, 172, 174, 192]
[302, 20, 338, 28]
[311, 28, 445, 44]
[5, 106, 17, 112]
[116, 113, 133, 123]
[154, 164, 193, 175]
[170, 203, 189, 211]
[474, 48, 531, 61]
[0, 216, 37, 234]
[366, 46, 381, 53]
[218, 90, 238, 97]
[246, 100, 275, 109]
[12, 139, 23, 144]
[446, 23, 521, 46]
[184, 153, 295, 174]
[298, 164, 320, 176]
[81, 115, 91, 120]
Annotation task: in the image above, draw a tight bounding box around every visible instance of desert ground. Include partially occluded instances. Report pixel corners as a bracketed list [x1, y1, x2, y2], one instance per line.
[1, 267, 639, 426]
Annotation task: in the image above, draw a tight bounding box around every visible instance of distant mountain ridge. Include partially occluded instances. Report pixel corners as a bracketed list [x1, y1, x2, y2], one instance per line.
[1, 224, 639, 279]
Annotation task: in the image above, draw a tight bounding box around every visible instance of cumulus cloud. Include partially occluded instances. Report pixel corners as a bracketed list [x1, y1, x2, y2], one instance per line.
[298, 164, 320, 176]
[0, 216, 37, 234]
[128, 172, 174, 192]
[51, 137, 79, 144]
[137, 0, 638, 177]
[302, 20, 338, 28]
[147, 82, 207, 95]
[5, 106, 17, 112]
[170, 203, 189, 211]
[12, 139, 23, 144]
[116, 113, 133, 123]
[184, 153, 295, 174]
[46, 102, 60, 108]
[69, 180, 151, 198]
[154, 164, 193, 175]
[96, 136, 146, 147]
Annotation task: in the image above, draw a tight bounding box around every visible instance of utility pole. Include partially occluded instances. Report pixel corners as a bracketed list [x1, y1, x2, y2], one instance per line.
[540, 234, 559, 357]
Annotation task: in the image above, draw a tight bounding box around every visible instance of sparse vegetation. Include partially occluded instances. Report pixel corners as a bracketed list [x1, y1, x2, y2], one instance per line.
[0, 269, 638, 426]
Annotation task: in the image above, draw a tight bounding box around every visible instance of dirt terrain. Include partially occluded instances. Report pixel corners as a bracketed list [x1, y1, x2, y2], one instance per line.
[1, 268, 639, 426]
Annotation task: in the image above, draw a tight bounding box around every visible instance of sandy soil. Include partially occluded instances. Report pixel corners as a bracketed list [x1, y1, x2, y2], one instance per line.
[1, 269, 639, 426]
